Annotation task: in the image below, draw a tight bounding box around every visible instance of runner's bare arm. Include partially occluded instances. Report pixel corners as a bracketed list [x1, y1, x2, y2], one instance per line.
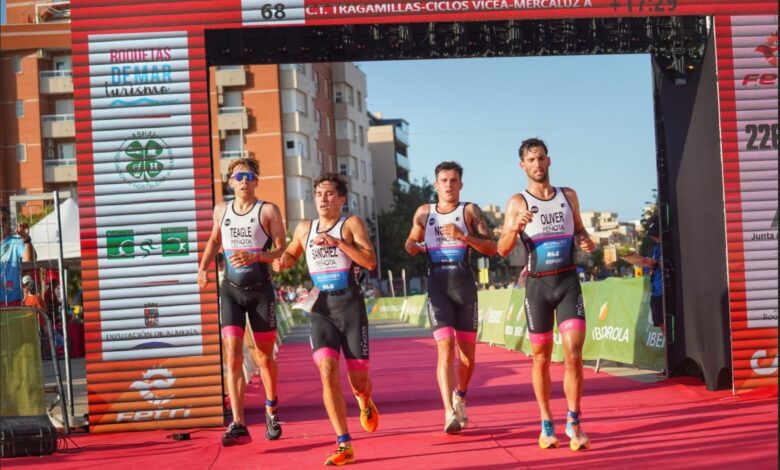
[405, 205, 429, 256]
[464, 203, 497, 257]
[564, 187, 595, 253]
[256, 203, 288, 263]
[341, 216, 377, 271]
[498, 194, 528, 257]
[273, 220, 308, 272]
[198, 203, 226, 288]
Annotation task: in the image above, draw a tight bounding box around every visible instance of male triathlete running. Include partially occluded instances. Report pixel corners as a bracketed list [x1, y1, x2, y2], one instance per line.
[198, 157, 287, 446]
[405, 161, 496, 434]
[498, 138, 595, 451]
[273, 172, 379, 466]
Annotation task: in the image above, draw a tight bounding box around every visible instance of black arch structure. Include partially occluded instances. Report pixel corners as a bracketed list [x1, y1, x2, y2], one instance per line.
[206, 17, 730, 389]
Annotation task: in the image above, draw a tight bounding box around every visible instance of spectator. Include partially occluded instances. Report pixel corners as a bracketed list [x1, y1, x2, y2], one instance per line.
[22, 275, 47, 313]
[1, 206, 35, 307]
[642, 219, 664, 330]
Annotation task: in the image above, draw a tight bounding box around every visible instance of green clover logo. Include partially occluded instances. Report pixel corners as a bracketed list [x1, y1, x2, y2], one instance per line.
[125, 139, 164, 182]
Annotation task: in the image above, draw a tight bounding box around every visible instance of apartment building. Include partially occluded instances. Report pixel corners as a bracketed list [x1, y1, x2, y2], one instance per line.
[2, 2, 373, 232]
[331, 63, 375, 224]
[1, 0, 74, 209]
[367, 112, 410, 215]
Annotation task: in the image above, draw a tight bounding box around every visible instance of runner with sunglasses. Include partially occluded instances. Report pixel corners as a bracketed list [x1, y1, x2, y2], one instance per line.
[198, 158, 288, 446]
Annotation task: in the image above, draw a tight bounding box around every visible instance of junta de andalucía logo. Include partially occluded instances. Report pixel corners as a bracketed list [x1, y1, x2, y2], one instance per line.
[115, 130, 174, 190]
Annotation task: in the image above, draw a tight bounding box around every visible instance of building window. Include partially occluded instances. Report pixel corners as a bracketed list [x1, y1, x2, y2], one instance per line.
[317, 149, 323, 165]
[360, 161, 367, 181]
[336, 119, 356, 142]
[339, 162, 348, 177]
[359, 125, 365, 147]
[12, 55, 22, 73]
[15, 100, 24, 118]
[286, 140, 295, 150]
[16, 144, 27, 162]
[357, 91, 363, 112]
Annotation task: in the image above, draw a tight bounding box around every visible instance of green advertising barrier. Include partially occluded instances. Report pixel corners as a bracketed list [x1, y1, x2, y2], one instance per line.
[369, 297, 406, 321]
[580, 278, 665, 371]
[501, 278, 665, 370]
[275, 302, 291, 337]
[0, 308, 46, 416]
[503, 288, 529, 353]
[476, 289, 514, 346]
[400, 294, 429, 328]
[371, 277, 664, 371]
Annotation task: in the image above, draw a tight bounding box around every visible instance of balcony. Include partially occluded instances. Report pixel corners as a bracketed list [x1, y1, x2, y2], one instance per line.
[35, 1, 71, 23]
[280, 66, 315, 95]
[42, 114, 75, 138]
[40, 70, 73, 94]
[217, 107, 248, 131]
[282, 111, 313, 134]
[394, 122, 409, 146]
[286, 198, 315, 222]
[43, 158, 76, 183]
[396, 153, 411, 172]
[215, 66, 246, 88]
[284, 154, 318, 178]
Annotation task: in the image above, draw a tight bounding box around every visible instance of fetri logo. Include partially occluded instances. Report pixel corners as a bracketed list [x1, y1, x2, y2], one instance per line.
[130, 367, 176, 406]
[755, 32, 778, 67]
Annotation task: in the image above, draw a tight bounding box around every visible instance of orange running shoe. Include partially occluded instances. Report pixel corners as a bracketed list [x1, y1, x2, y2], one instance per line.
[565, 410, 591, 451]
[357, 396, 379, 433]
[324, 444, 355, 466]
[538, 420, 559, 449]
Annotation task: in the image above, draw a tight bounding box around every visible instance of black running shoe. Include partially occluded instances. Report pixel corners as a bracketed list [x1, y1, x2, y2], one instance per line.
[221, 422, 252, 446]
[265, 413, 282, 440]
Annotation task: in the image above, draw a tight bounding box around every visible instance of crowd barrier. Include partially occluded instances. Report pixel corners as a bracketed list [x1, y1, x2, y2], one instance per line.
[369, 277, 666, 371]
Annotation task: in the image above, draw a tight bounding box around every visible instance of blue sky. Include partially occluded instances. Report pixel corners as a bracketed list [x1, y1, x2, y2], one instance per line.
[358, 54, 658, 222]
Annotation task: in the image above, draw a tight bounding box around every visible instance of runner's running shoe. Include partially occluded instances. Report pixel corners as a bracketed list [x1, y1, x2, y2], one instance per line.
[565, 411, 591, 451]
[357, 396, 379, 433]
[265, 413, 282, 440]
[324, 444, 355, 466]
[444, 410, 462, 434]
[538, 420, 559, 449]
[221, 422, 252, 446]
[451, 391, 468, 429]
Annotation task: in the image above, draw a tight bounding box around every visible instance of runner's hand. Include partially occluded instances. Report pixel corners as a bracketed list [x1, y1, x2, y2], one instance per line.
[229, 250, 256, 268]
[197, 269, 209, 288]
[441, 223, 465, 241]
[513, 209, 533, 232]
[576, 233, 595, 253]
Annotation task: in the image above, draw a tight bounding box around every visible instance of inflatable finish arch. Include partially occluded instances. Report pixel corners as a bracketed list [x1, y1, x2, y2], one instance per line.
[69, 0, 777, 432]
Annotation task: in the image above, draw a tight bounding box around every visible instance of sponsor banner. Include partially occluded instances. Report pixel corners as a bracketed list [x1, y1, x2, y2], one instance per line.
[715, 14, 778, 392]
[239, 1, 779, 28]
[477, 289, 514, 346]
[502, 289, 528, 352]
[401, 294, 429, 328]
[370, 297, 406, 321]
[87, 359, 223, 433]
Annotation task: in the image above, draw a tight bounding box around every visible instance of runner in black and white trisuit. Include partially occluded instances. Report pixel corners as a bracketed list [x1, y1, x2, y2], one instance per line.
[198, 157, 287, 446]
[405, 161, 496, 434]
[273, 173, 379, 466]
[498, 138, 595, 451]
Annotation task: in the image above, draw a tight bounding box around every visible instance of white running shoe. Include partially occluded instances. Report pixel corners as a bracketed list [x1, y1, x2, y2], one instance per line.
[451, 391, 468, 429]
[444, 411, 462, 434]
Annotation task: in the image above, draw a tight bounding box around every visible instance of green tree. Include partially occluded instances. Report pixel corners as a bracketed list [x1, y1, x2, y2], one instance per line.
[271, 255, 310, 288]
[377, 179, 436, 278]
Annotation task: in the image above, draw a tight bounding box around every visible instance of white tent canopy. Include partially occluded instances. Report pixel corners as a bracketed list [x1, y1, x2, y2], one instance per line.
[29, 198, 81, 261]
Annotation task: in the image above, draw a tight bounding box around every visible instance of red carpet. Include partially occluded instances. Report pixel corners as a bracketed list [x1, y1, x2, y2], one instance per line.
[3, 336, 777, 469]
